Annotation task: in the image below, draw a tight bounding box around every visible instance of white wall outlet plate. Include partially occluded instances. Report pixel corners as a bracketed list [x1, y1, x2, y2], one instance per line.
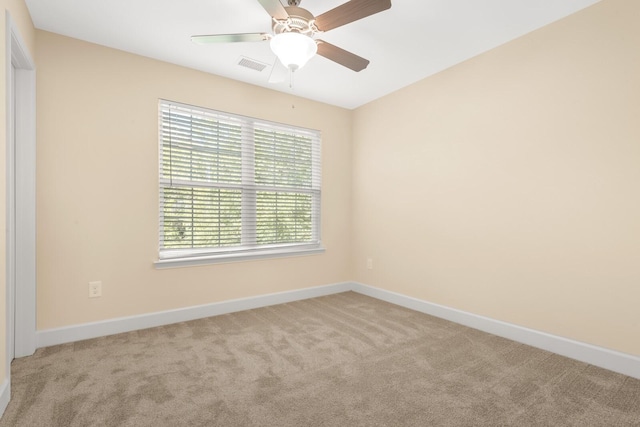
[89, 281, 102, 298]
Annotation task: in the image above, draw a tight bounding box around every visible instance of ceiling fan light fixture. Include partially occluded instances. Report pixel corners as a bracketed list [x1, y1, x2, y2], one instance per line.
[270, 32, 317, 71]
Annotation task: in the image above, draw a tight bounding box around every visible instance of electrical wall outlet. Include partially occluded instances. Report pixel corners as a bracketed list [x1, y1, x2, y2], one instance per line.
[366, 258, 373, 270]
[89, 281, 102, 298]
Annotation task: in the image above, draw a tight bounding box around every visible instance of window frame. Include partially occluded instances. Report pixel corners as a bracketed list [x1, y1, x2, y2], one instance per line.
[155, 100, 323, 268]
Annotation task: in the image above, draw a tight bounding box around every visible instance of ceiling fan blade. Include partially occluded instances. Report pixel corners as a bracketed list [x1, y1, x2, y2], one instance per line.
[191, 33, 270, 44]
[256, 0, 290, 20]
[314, 0, 391, 32]
[268, 59, 289, 83]
[316, 40, 370, 72]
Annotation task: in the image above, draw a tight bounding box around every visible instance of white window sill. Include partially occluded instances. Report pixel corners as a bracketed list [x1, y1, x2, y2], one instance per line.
[154, 246, 325, 269]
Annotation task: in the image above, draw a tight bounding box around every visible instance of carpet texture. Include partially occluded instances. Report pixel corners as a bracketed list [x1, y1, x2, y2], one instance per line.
[2, 292, 639, 426]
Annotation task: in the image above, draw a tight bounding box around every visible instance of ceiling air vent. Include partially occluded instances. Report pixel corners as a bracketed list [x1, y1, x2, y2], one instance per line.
[237, 57, 268, 72]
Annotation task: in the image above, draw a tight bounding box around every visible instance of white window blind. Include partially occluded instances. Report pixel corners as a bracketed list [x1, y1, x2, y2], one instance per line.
[158, 100, 321, 263]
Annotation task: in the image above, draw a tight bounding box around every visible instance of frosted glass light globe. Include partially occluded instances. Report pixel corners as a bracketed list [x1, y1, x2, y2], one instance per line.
[270, 32, 317, 71]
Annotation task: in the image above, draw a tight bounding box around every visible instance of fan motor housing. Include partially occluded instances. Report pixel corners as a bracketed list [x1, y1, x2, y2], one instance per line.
[273, 6, 317, 36]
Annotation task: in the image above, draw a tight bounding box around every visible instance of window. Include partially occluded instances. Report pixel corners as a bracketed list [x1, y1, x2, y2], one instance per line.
[157, 100, 322, 267]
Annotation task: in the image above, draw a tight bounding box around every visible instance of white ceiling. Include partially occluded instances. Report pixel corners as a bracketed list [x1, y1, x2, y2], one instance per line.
[25, 0, 600, 109]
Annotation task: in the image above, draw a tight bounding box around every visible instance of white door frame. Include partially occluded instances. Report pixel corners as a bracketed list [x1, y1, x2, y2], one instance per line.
[5, 10, 36, 374]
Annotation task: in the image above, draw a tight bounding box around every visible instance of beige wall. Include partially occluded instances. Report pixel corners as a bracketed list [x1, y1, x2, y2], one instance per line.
[1, 0, 35, 386]
[352, 0, 640, 356]
[35, 31, 353, 330]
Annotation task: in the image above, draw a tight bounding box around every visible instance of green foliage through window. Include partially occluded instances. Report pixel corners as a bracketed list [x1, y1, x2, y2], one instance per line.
[161, 187, 242, 248]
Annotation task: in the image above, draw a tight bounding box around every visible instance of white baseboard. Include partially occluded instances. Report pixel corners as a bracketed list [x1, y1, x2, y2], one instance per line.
[0, 379, 9, 419]
[34, 280, 640, 380]
[351, 282, 640, 380]
[36, 282, 352, 348]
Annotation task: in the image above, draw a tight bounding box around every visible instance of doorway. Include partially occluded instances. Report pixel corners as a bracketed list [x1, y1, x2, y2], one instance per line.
[5, 13, 36, 375]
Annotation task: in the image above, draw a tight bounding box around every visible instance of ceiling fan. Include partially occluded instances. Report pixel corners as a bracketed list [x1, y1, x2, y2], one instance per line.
[191, 0, 392, 72]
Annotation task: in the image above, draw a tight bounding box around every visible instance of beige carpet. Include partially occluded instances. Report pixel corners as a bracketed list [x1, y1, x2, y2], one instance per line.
[2, 292, 639, 426]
